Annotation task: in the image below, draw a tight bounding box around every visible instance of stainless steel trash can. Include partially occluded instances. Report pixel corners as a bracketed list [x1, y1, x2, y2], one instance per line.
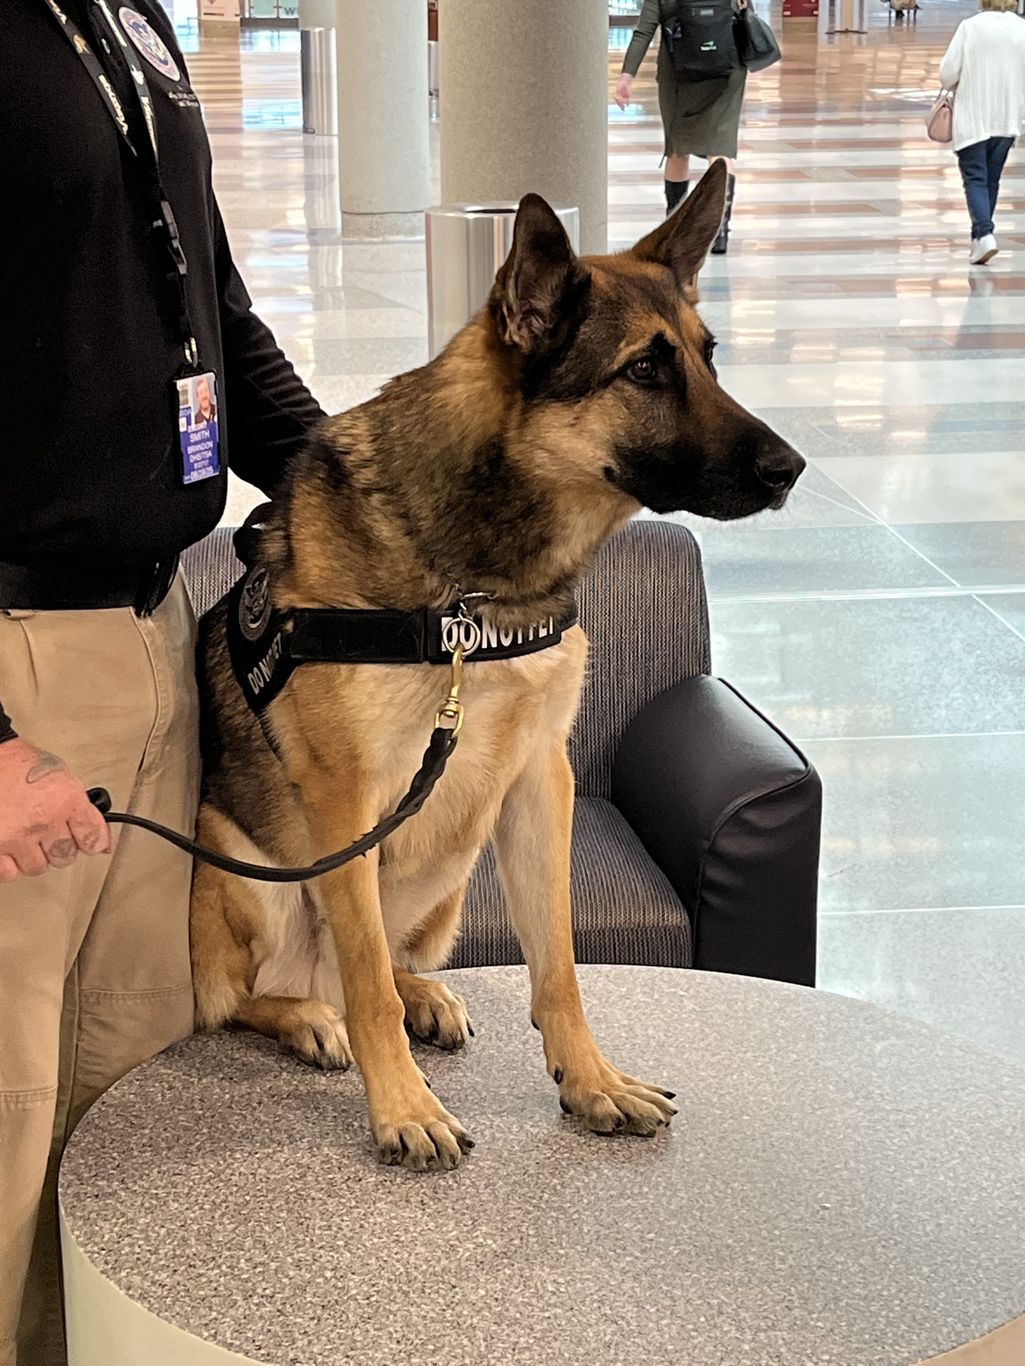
[425, 204, 580, 360]
[428, 0, 439, 103]
[299, 0, 337, 136]
[428, 39, 439, 99]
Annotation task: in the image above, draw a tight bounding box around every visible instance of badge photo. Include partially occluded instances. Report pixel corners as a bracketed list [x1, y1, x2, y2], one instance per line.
[118, 6, 182, 82]
[176, 372, 221, 485]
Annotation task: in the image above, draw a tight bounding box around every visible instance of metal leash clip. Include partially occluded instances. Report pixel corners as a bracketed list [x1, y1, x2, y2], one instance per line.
[435, 599, 479, 738]
[435, 642, 466, 737]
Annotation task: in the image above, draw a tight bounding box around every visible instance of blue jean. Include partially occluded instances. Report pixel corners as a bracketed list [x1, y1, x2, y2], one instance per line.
[957, 136, 1015, 239]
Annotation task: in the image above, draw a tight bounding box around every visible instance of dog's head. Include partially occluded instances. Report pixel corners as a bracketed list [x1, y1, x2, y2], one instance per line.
[486, 161, 804, 520]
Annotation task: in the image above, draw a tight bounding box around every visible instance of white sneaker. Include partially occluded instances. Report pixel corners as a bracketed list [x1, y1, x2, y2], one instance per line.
[969, 234, 998, 265]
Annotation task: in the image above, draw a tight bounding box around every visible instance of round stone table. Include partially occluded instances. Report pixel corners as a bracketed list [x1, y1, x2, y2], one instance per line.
[60, 966, 1025, 1366]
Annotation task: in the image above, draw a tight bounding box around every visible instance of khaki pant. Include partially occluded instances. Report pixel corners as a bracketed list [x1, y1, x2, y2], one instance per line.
[0, 578, 199, 1366]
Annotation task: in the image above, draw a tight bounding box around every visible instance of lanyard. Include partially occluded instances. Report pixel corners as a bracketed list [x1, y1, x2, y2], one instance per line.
[41, 0, 199, 368]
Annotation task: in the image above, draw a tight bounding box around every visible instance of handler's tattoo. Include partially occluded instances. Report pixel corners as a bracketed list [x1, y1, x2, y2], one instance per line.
[26, 751, 67, 784]
[47, 838, 77, 863]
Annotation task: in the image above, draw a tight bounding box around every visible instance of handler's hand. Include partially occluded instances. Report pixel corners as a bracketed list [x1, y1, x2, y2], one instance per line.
[614, 73, 634, 110]
[0, 739, 111, 882]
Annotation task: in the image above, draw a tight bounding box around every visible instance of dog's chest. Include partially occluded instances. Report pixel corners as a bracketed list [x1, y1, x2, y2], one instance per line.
[368, 631, 586, 865]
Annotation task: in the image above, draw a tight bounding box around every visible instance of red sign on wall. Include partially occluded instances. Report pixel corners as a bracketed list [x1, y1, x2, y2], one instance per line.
[782, 0, 819, 14]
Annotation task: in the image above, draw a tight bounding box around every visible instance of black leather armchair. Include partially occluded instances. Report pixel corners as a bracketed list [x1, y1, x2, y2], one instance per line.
[456, 520, 820, 985]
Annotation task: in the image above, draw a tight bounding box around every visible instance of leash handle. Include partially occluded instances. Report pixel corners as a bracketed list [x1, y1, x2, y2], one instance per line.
[84, 725, 458, 884]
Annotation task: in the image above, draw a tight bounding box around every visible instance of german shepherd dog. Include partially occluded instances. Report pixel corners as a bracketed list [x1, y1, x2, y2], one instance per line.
[191, 163, 804, 1172]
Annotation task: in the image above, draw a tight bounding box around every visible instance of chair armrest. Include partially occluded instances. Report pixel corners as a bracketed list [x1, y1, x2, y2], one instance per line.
[611, 676, 820, 986]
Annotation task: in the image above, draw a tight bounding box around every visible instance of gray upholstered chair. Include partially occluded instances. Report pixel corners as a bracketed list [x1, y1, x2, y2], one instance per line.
[182, 519, 820, 989]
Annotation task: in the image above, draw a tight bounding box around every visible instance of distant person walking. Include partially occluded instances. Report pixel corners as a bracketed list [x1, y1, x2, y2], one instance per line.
[615, 0, 748, 254]
[939, 0, 1025, 265]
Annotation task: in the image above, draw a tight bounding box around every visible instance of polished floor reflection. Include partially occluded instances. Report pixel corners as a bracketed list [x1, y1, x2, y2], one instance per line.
[169, 1, 1025, 1062]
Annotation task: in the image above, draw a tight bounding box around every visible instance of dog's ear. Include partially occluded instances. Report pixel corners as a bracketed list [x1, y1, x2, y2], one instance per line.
[493, 194, 587, 352]
[630, 160, 728, 285]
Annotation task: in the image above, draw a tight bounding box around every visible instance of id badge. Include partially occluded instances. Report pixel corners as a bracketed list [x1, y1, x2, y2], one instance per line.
[176, 371, 222, 484]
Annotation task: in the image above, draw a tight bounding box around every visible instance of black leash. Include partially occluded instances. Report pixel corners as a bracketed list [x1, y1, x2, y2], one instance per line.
[85, 726, 457, 884]
[84, 633, 471, 884]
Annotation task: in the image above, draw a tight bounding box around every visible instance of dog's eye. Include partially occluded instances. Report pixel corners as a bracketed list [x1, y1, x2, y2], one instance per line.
[626, 356, 659, 386]
[703, 338, 718, 375]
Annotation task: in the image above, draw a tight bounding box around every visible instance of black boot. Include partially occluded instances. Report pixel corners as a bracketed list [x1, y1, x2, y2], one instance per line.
[710, 173, 736, 255]
[665, 179, 689, 217]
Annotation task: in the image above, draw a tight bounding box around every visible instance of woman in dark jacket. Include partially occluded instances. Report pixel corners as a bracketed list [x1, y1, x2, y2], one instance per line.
[615, 0, 747, 253]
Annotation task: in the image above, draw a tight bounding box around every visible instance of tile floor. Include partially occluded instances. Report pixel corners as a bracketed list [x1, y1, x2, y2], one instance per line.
[168, 0, 1025, 1064]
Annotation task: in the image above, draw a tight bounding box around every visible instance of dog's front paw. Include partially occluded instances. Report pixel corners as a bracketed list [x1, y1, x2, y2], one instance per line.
[397, 972, 474, 1051]
[555, 1057, 677, 1138]
[372, 1083, 475, 1173]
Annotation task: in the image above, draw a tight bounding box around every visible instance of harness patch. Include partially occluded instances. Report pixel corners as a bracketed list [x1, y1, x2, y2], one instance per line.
[226, 566, 296, 713]
[439, 613, 557, 657]
[239, 566, 272, 641]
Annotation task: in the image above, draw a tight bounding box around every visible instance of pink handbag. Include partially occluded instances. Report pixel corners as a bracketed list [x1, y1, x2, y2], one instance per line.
[927, 89, 954, 144]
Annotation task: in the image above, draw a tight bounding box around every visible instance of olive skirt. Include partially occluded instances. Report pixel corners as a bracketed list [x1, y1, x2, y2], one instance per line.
[656, 47, 747, 160]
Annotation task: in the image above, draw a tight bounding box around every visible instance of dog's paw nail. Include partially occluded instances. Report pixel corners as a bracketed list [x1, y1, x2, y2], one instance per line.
[468, 1024, 476, 1038]
[559, 1098, 573, 1116]
[552, 1067, 563, 1085]
[661, 1089, 676, 1100]
[530, 1016, 539, 1031]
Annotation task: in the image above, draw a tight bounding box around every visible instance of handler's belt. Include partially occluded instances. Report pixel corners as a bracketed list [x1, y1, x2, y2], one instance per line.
[0, 555, 180, 616]
[226, 562, 578, 715]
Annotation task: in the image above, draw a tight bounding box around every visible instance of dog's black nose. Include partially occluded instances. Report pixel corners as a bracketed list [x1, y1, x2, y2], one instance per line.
[754, 446, 805, 493]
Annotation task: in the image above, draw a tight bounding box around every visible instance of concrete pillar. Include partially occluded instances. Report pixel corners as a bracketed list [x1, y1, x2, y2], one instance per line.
[300, 0, 334, 26]
[334, 0, 428, 238]
[439, 0, 609, 256]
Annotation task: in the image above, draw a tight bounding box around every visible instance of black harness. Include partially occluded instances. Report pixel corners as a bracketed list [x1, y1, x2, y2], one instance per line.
[226, 561, 579, 715]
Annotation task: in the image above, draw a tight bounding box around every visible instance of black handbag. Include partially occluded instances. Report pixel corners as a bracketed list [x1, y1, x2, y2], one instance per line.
[733, 5, 782, 72]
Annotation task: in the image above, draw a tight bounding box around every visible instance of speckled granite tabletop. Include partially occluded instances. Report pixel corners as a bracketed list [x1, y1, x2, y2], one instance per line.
[60, 966, 1025, 1366]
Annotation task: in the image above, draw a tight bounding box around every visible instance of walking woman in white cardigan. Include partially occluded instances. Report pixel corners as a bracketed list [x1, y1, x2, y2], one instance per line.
[939, 0, 1025, 265]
